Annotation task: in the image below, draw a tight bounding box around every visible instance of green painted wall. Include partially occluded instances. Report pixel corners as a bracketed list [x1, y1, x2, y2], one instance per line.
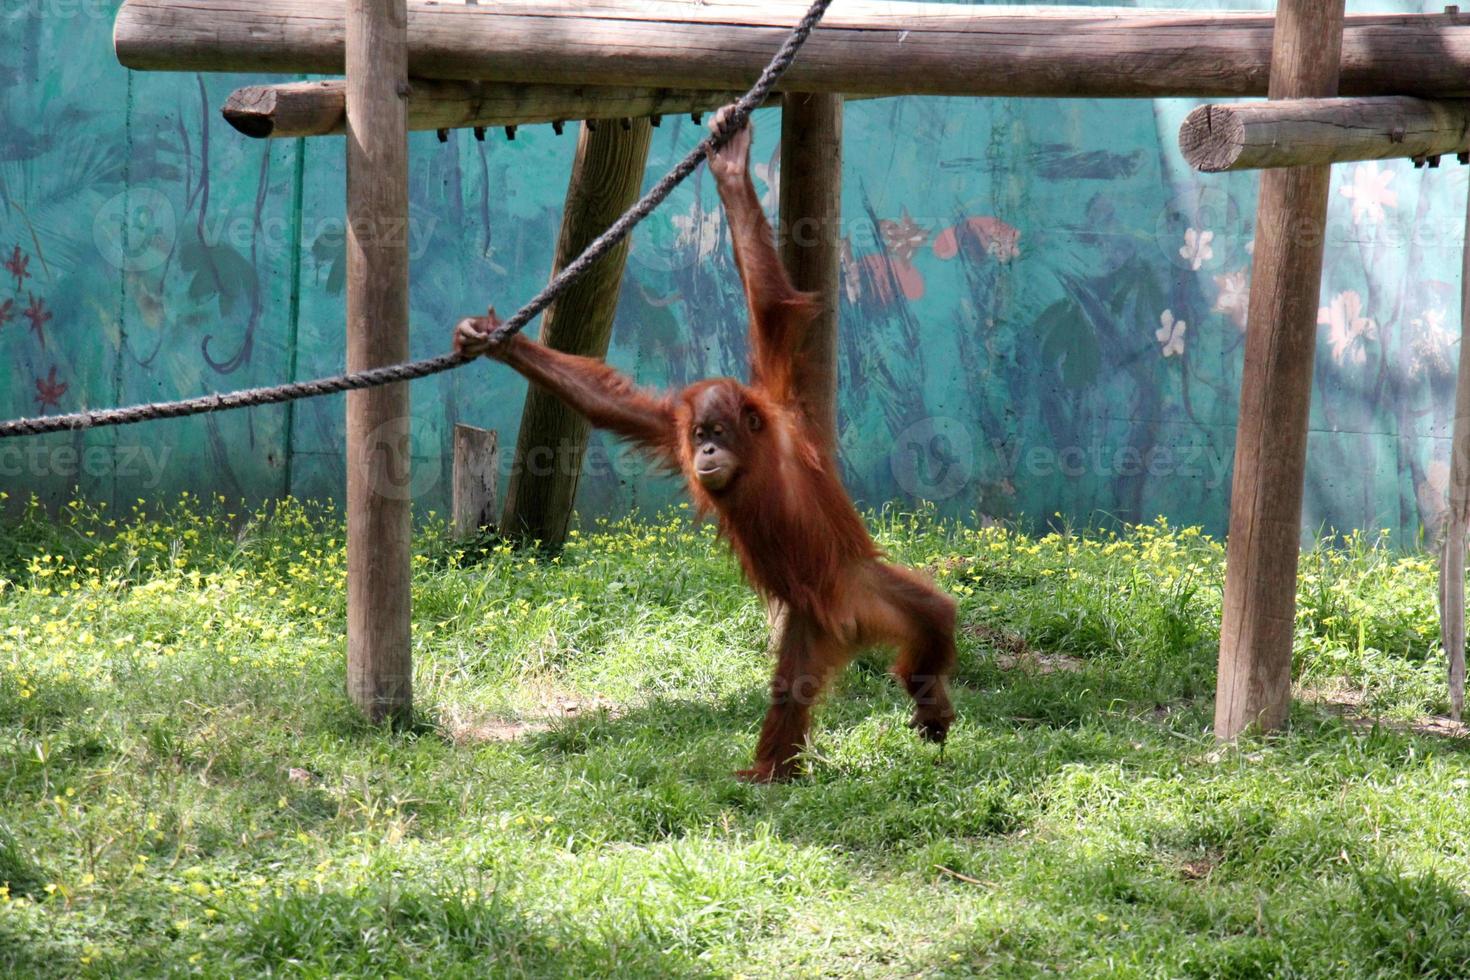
[1, 1, 1464, 539]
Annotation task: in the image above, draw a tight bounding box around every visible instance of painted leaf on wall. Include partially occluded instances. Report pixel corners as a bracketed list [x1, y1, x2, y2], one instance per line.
[180, 239, 255, 317]
[1037, 298, 1100, 392]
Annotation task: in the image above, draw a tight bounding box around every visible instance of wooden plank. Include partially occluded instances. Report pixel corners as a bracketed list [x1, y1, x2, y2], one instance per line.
[1181, 97, 1470, 172]
[221, 79, 770, 138]
[500, 118, 653, 549]
[115, 1, 1470, 100]
[778, 92, 843, 451]
[345, 0, 413, 726]
[452, 424, 499, 538]
[1215, 0, 1346, 742]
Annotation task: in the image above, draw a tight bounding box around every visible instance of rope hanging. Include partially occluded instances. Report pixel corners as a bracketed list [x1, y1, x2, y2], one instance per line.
[0, 0, 834, 440]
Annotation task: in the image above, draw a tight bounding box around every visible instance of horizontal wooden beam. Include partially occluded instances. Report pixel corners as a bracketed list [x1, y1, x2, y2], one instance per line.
[1180, 97, 1470, 172]
[115, 1, 1470, 100]
[221, 79, 772, 138]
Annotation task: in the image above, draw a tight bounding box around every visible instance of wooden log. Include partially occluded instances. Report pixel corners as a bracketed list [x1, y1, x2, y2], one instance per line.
[115, 1, 1470, 100]
[221, 79, 762, 138]
[1439, 185, 1470, 723]
[499, 118, 653, 550]
[766, 92, 843, 655]
[452, 424, 499, 539]
[345, 0, 413, 726]
[778, 92, 843, 449]
[1215, 0, 1346, 742]
[1181, 97, 1470, 172]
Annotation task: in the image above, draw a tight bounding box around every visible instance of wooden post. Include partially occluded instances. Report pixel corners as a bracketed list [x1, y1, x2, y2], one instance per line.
[452, 424, 499, 538]
[1215, 0, 1346, 741]
[766, 93, 843, 648]
[500, 118, 653, 549]
[779, 92, 843, 447]
[345, 0, 413, 725]
[1438, 184, 1470, 722]
[1180, 97, 1470, 172]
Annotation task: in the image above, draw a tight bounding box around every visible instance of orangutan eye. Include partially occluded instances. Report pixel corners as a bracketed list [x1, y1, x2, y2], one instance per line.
[712, 423, 726, 438]
[693, 425, 706, 440]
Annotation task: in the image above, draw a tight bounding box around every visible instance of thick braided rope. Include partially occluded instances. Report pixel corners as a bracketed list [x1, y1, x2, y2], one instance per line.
[0, 0, 834, 440]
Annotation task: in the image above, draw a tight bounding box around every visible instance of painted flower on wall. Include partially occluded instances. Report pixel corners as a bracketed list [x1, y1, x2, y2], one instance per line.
[671, 201, 722, 262]
[34, 366, 66, 412]
[4, 246, 30, 292]
[1340, 162, 1398, 224]
[1318, 290, 1377, 365]
[1212, 269, 1249, 332]
[23, 294, 51, 349]
[1179, 228, 1214, 271]
[0, 298, 12, 330]
[1156, 309, 1186, 357]
[1409, 307, 1456, 378]
[933, 216, 1020, 263]
[879, 211, 931, 264]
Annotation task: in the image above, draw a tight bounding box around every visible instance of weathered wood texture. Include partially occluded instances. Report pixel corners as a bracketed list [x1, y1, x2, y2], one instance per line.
[116, 1, 1470, 99]
[345, 0, 413, 725]
[1181, 97, 1470, 172]
[1439, 186, 1470, 722]
[452, 424, 499, 538]
[222, 79, 767, 138]
[1215, 0, 1347, 742]
[778, 92, 843, 450]
[500, 119, 653, 550]
[765, 92, 843, 657]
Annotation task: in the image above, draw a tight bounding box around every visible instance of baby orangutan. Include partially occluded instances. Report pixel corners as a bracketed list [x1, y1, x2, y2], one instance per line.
[455, 107, 956, 781]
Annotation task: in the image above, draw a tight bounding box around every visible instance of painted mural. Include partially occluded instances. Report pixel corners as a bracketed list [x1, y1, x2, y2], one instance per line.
[1, 0, 1466, 540]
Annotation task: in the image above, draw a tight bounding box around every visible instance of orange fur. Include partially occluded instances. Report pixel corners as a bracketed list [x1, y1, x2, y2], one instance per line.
[475, 119, 957, 781]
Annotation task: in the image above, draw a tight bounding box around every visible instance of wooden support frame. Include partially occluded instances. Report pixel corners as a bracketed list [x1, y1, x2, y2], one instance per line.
[1439, 187, 1470, 722]
[500, 119, 653, 549]
[764, 93, 844, 652]
[344, 0, 413, 725]
[1180, 97, 1470, 172]
[778, 93, 843, 448]
[1215, 0, 1347, 741]
[116, 1, 1470, 100]
[221, 79, 772, 139]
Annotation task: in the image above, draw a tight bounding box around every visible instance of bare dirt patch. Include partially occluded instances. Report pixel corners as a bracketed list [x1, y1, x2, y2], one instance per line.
[967, 623, 1083, 674]
[1299, 685, 1470, 741]
[442, 693, 621, 746]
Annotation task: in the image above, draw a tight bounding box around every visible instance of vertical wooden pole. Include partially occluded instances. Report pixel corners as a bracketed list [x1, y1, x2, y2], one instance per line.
[1437, 184, 1470, 722]
[345, 0, 413, 724]
[1215, 0, 1346, 740]
[453, 424, 499, 538]
[779, 93, 844, 448]
[768, 93, 843, 646]
[501, 118, 653, 549]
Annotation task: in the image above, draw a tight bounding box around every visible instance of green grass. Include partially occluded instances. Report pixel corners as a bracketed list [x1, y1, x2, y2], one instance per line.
[1, 493, 1468, 977]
